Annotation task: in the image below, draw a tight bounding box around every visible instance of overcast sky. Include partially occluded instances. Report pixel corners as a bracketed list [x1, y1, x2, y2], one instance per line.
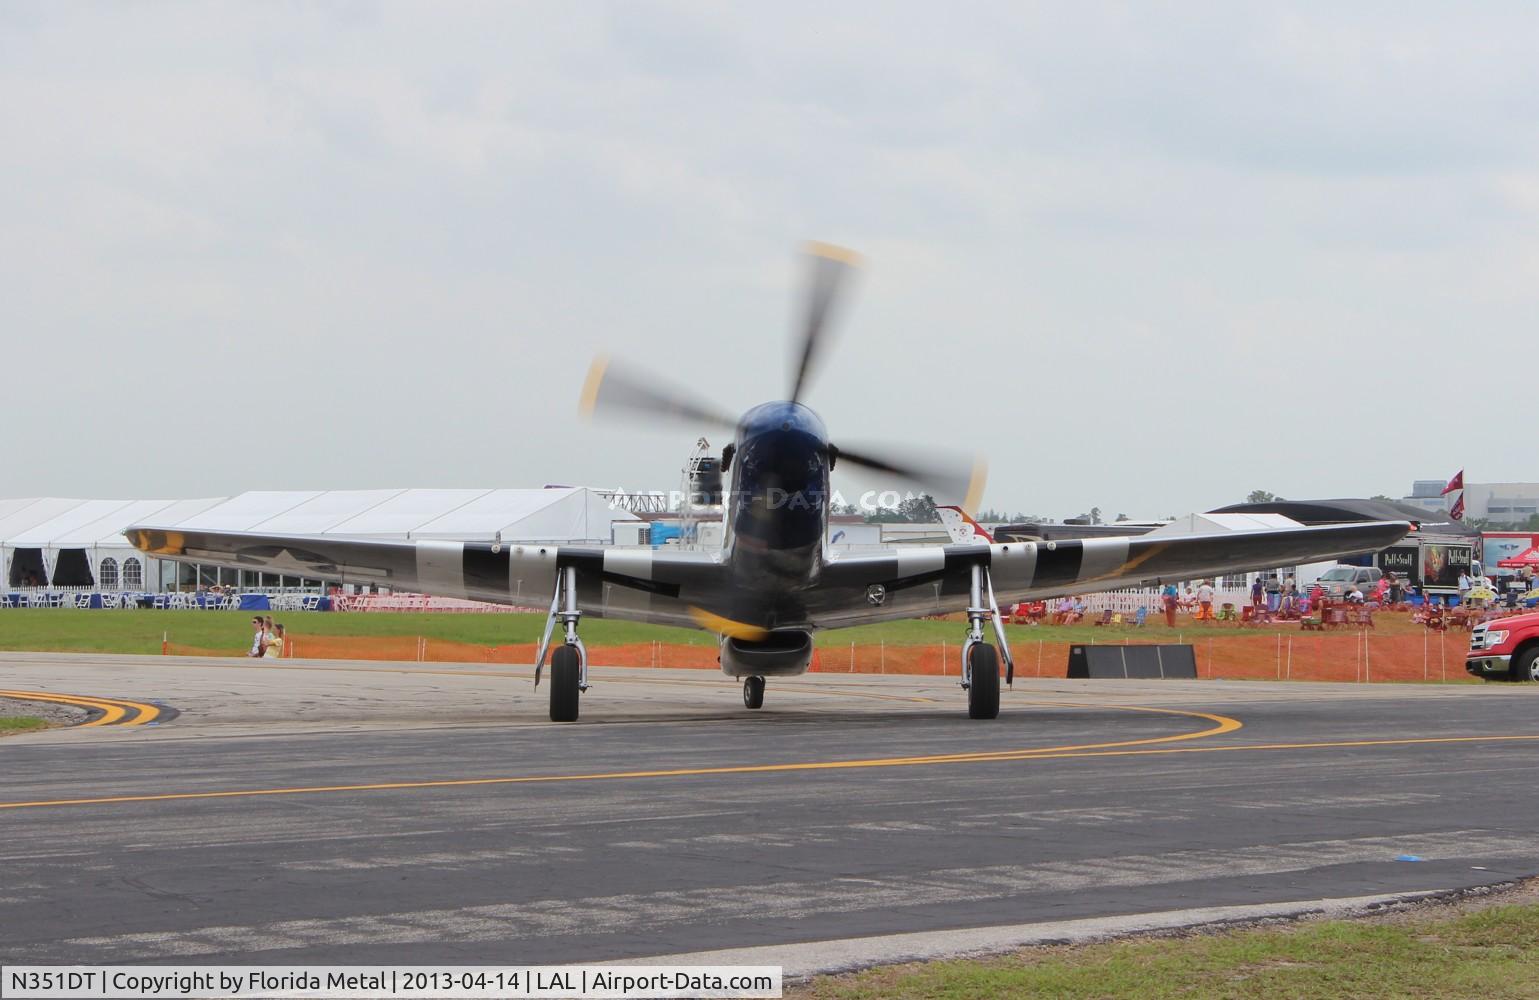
[2, 3, 1534, 519]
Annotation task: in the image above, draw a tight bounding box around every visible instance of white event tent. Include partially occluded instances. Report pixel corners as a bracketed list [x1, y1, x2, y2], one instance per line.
[1145, 512, 1305, 537]
[0, 498, 224, 590]
[2, 488, 637, 591]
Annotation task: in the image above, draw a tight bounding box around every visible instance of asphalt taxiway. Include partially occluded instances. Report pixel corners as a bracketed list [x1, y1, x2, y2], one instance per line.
[2, 651, 1537, 972]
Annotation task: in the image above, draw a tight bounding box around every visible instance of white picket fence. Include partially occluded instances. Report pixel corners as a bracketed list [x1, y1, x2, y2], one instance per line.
[333, 593, 527, 613]
[1075, 587, 1251, 614]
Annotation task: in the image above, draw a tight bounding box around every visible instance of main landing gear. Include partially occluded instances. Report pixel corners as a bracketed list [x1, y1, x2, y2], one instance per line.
[549, 645, 583, 722]
[961, 562, 1015, 720]
[743, 675, 766, 709]
[534, 565, 588, 722]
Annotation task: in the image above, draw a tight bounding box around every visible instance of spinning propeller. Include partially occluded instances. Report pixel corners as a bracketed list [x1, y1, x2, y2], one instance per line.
[580, 242, 986, 510]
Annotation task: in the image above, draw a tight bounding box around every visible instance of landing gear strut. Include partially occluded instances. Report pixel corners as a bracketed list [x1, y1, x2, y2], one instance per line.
[534, 565, 588, 722]
[960, 562, 1013, 720]
[743, 675, 766, 709]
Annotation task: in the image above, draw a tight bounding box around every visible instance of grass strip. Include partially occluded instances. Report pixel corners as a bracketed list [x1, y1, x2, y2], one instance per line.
[795, 899, 1539, 1000]
[0, 608, 1426, 656]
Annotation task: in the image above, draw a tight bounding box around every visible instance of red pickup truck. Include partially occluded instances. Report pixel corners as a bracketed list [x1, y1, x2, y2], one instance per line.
[1467, 612, 1539, 681]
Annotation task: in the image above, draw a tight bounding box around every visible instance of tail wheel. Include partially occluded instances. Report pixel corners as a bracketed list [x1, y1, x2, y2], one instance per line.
[743, 675, 765, 709]
[1511, 646, 1539, 683]
[550, 644, 581, 722]
[967, 643, 1000, 720]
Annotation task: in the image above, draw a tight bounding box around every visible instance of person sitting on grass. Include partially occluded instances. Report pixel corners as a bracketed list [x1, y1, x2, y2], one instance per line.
[1196, 580, 1215, 622]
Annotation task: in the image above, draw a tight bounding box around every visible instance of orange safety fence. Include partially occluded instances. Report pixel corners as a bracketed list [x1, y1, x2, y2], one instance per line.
[162, 630, 1480, 683]
[290, 635, 425, 661]
[1180, 631, 1475, 683]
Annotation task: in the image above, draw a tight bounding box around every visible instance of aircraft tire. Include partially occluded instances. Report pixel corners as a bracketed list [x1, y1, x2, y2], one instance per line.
[968, 643, 1000, 720]
[550, 644, 581, 722]
[743, 675, 765, 709]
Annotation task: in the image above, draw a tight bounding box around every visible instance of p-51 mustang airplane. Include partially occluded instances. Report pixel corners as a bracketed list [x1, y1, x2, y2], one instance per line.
[128, 243, 1408, 722]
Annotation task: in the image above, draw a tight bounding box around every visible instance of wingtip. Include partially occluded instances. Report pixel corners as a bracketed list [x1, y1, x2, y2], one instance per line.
[124, 527, 185, 556]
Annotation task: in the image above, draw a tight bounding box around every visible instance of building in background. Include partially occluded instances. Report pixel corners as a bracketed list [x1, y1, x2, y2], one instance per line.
[1399, 480, 1539, 527]
[1399, 480, 1452, 516]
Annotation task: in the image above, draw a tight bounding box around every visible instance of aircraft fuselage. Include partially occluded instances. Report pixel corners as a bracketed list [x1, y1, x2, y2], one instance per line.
[723, 400, 830, 593]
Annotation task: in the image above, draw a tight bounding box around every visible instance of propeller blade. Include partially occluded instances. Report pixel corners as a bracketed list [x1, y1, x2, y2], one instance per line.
[579, 355, 738, 431]
[831, 443, 988, 513]
[789, 242, 862, 404]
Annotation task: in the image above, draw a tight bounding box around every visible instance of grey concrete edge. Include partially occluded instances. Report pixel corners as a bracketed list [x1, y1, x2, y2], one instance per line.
[615, 886, 1506, 980]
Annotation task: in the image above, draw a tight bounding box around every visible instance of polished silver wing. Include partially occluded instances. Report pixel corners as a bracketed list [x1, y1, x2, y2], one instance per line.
[128, 519, 1409, 634]
[124, 527, 725, 629]
[805, 520, 1411, 629]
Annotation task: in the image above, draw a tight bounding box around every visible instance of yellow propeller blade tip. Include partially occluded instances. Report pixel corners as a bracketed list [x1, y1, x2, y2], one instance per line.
[578, 354, 610, 418]
[689, 606, 770, 641]
[963, 457, 988, 516]
[804, 241, 863, 267]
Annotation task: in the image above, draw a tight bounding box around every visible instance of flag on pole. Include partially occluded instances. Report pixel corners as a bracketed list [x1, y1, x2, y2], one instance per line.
[1450, 493, 1465, 520]
[1441, 469, 1464, 495]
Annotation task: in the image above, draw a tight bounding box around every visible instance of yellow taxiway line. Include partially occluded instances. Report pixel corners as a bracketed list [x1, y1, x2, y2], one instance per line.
[0, 690, 161, 727]
[4, 695, 1534, 813]
[8, 703, 1234, 810]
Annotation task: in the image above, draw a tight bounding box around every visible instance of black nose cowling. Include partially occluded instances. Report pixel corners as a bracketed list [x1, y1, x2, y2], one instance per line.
[731, 401, 829, 552]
